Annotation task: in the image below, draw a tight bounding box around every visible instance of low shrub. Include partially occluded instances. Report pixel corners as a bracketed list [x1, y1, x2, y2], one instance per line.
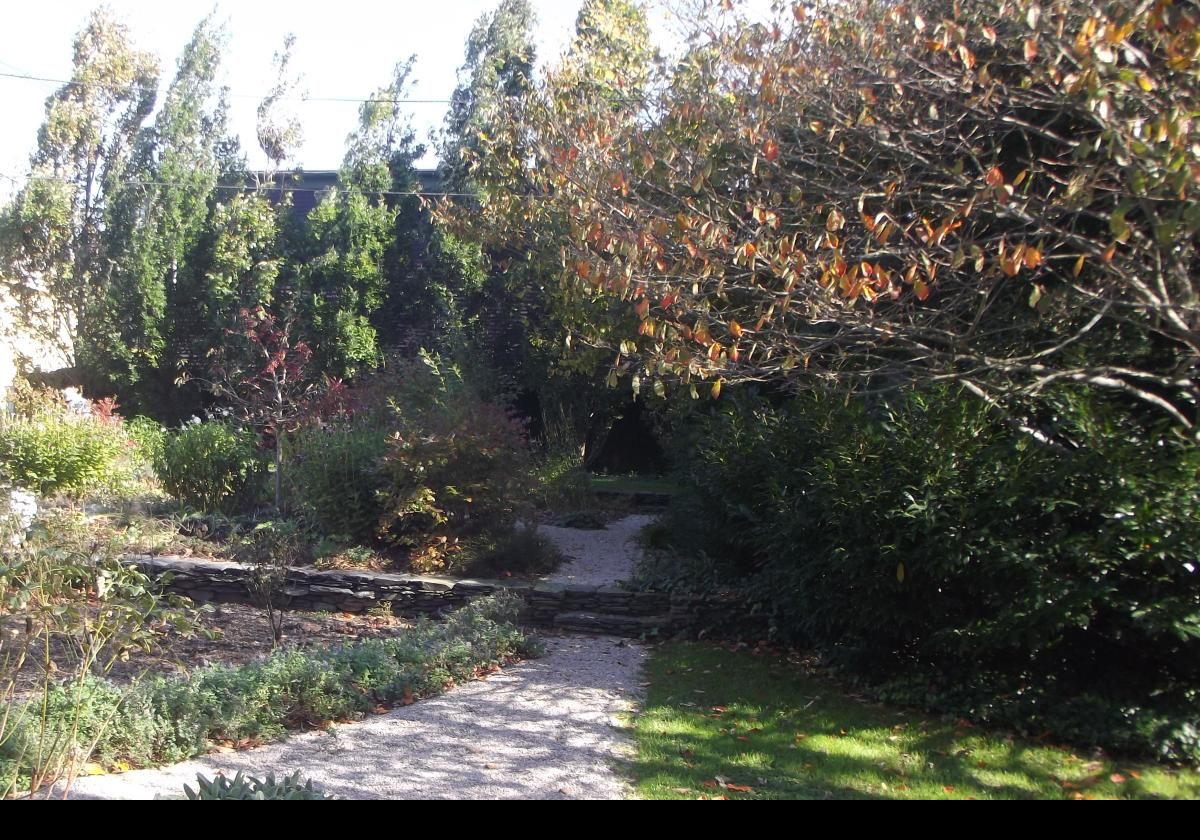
[376, 356, 537, 570]
[447, 527, 563, 579]
[286, 420, 389, 543]
[0, 594, 533, 783]
[155, 421, 267, 514]
[0, 412, 129, 496]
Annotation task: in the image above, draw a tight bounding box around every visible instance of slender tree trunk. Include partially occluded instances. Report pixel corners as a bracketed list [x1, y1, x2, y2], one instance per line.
[274, 432, 283, 511]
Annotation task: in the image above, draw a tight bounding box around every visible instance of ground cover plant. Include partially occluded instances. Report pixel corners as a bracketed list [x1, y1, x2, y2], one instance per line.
[0, 593, 534, 795]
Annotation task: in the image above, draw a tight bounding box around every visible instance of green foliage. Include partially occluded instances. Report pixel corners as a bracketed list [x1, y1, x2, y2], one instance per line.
[0, 8, 159, 372]
[287, 420, 389, 543]
[292, 189, 395, 378]
[233, 520, 306, 647]
[124, 416, 167, 470]
[100, 15, 230, 402]
[1, 513, 198, 796]
[376, 355, 536, 571]
[0, 412, 130, 496]
[655, 387, 1200, 761]
[156, 421, 266, 514]
[183, 771, 332, 800]
[1, 593, 530, 783]
[441, 0, 537, 195]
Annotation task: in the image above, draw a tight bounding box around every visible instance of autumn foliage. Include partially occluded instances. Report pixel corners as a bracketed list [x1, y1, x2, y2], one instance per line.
[450, 0, 1200, 426]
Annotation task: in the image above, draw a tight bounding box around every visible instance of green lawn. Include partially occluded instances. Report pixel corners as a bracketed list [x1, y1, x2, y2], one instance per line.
[589, 475, 680, 495]
[632, 643, 1200, 800]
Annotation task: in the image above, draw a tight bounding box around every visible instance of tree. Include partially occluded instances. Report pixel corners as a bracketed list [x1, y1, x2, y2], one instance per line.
[195, 305, 325, 510]
[287, 61, 426, 377]
[256, 34, 303, 175]
[101, 15, 231, 412]
[0, 9, 159, 381]
[476, 0, 1200, 432]
[440, 0, 537, 196]
[436, 0, 657, 451]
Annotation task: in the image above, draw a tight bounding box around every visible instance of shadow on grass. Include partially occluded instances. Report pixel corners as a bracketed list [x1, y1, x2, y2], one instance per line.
[632, 643, 1200, 800]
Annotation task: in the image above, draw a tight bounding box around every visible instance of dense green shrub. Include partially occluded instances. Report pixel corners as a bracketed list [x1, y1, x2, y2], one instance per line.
[155, 421, 266, 514]
[286, 420, 388, 542]
[654, 387, 1200, 761]
[0, 413, 129, 496]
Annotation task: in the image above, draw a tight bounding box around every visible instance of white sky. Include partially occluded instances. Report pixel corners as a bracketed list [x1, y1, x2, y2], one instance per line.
[0, 0, 623, 196]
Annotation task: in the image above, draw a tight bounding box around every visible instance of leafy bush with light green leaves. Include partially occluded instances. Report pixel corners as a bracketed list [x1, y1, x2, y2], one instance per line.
[0, 412, 129, 496]
[155, 421, 267, 514]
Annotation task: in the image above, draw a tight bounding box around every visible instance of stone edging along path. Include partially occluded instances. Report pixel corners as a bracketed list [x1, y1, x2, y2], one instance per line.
[126, 553, 693, 636]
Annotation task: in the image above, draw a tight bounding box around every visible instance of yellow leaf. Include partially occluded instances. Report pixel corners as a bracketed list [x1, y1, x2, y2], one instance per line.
[896, 563, 906, 583]
[710, 379, 723, 399]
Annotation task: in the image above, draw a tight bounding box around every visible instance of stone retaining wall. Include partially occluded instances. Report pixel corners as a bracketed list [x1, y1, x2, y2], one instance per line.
[125, 555, 753, 638]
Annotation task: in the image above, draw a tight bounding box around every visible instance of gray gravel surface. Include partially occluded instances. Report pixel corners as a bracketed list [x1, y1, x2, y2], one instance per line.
[538, 514, 657, 588]
[62, 516, 654, 800]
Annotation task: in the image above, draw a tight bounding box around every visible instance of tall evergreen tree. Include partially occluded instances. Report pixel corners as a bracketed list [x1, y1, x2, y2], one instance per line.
[102, 15, 231, 411]
[0, 9, 159, 383]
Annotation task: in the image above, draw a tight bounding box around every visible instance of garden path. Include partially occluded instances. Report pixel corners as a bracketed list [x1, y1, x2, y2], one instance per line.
[64, 515, 653, 800]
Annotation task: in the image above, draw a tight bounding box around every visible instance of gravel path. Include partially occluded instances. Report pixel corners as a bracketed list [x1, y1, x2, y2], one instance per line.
[539, 514, 657, 588]
[64, 516, 654, 800]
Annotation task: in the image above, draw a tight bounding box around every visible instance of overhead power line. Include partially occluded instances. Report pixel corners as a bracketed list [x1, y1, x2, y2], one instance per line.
[0, 171, 484, 199]
[0, 69, 455, 104]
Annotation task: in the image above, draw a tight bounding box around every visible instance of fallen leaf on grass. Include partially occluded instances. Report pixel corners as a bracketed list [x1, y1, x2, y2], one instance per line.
[1110, 773, 1127, 784]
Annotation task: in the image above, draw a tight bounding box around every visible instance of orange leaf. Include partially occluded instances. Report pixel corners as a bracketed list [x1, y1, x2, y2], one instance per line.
[1110, 773, 1127, 784]
[1024, 38, 1039, 61]
[730, 320, 744, 338]
[725, 784, 754, 793]
[985, 167, 1005, 187]
[763, 138, 780, 162]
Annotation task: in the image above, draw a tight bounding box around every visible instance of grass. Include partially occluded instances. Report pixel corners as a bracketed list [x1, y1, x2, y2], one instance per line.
[589, 475, 680, 496]
[632, 643, 1200, 800]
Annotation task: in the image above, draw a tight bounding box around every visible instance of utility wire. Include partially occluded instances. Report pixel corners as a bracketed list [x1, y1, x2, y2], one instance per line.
[0, 69, 454, 104]
[0, 171, 488, 199]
